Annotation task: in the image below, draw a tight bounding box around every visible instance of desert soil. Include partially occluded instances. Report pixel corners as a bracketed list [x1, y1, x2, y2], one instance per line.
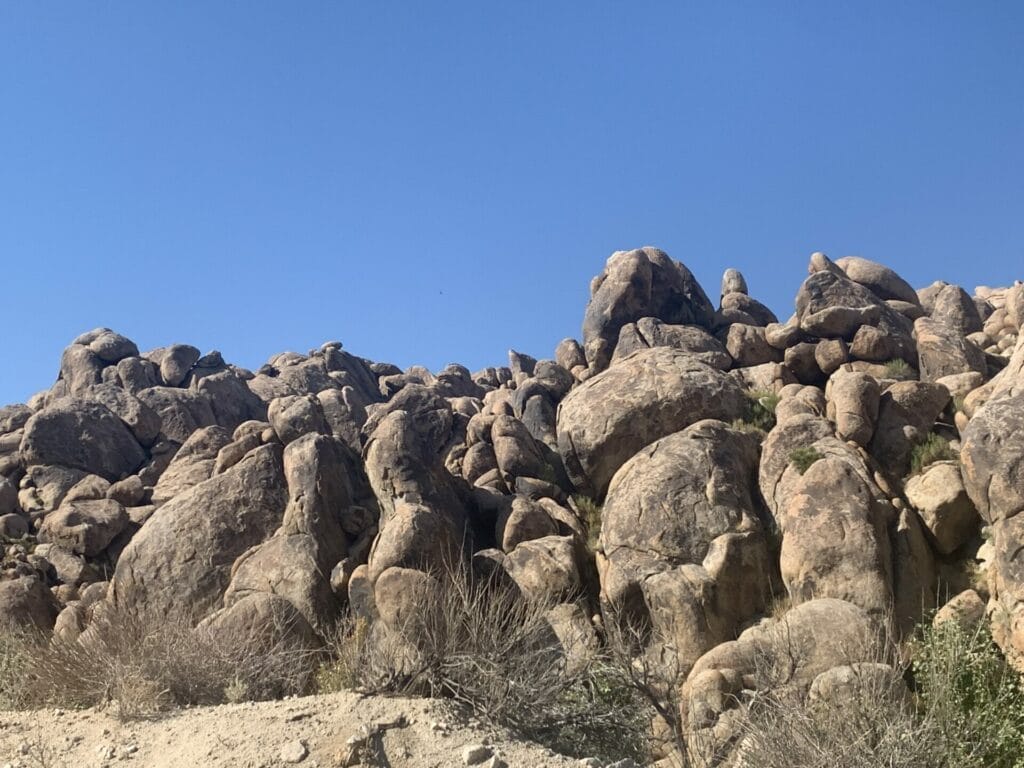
[0, 691, 581, 768]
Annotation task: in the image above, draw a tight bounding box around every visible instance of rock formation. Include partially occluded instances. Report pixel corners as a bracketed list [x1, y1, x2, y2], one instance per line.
[0, 255, 1020, 764]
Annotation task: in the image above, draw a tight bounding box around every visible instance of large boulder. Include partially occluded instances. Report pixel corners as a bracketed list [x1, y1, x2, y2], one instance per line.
[834, 256, 919, 305]
[778, 457, 894, 618]
[826, 369, 880, 446]
[223, 434, 374, 634]
[960, 337, 1024, 667]
[582, 248, 715, 371]
[556, 347, 747, 498]
[158, 344, 201, 387]
[599, 421, 775, 673]
[20, 399, 146, 481]
[151, 425, 232, 504]
[38, 499, 128, 556]
[867, 381, 950, 477]
[611, 318, 731, 370]
[915, 316, 986, 382]
[905, 461, 979, 555]
[108, 444, 288, 622]
[82, 384, 162, 447]
[136, 387, 217, 444]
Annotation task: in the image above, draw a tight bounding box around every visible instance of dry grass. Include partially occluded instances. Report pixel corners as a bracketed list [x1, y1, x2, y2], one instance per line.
[737, 614, 1024, 768]
[319, 562, 649, 762]
[0, 603, 319, 719]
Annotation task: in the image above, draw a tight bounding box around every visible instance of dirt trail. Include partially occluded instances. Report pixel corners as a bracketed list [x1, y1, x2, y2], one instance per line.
[0, 691, 581, 768]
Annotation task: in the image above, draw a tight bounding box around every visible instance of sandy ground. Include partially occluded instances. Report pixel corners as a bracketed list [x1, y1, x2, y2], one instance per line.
[0, 691, 587, 768]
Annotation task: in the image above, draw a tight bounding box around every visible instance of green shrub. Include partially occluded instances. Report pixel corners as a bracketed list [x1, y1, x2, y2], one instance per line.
[883, 358, 914, 380]
[910, 433, 955, 475]
[744, 389, 781, 433]
[789, 446, 823, 475]
[912, 619, 1024, 768]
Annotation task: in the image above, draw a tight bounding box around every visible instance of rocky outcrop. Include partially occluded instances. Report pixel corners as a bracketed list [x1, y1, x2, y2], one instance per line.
[2, 248, 1021, 757]
[582, 247, 715, 372]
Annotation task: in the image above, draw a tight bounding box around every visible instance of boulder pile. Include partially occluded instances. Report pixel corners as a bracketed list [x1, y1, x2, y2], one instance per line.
[0, 247, 1021, 763]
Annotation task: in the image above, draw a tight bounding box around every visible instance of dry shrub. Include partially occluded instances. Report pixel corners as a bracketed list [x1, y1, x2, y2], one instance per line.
[0, 603, 319, 718]
[739, 663, 940, 768]
[738, 614, 1024, 768]
[320, 563, 649, 762]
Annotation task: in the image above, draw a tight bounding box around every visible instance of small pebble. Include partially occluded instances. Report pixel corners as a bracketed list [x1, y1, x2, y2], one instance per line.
[280, 739, 308, 764]
[462, 744, 493, 765]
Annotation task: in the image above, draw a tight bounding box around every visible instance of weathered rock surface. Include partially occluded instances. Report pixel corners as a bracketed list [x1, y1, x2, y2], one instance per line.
[582, 248, 715, 372]
[109, 444, 288, 622]
[557, 347, 746, 498]
[20, 399, 146, 481]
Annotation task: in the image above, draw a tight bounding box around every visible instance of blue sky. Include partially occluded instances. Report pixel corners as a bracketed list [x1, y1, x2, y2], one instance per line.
[1, 2, 1022, 405]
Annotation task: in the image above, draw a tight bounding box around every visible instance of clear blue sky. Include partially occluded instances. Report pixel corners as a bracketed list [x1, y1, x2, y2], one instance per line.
[2, 2, 1022, 405]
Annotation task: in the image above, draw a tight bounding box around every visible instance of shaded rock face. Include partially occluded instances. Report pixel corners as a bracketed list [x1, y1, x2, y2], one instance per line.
[20, 399, 146, 481]
[557, 347, 747, 499]
[582, 247, 715, 372]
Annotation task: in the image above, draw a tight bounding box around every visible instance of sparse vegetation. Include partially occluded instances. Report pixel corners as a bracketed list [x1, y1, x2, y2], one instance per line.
[789, 446, 823, 475]
[572, 494, 603, 552]
[910, 432, 956, 475]
[732, 389, 781, 437]
[318, 562, 649, 762]
[740, 614, 1024, 768]
[912, 618, 1024, 768]
[883, 357, 914, 380]
[0, 605, 317, 719]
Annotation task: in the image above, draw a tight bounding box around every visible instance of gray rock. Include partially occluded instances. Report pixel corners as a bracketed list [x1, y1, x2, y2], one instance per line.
[20, 399, 146, 481]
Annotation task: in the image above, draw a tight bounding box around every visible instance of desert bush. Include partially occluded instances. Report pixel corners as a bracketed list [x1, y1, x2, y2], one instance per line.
[788, 446, 823, 475]
[0, 604, 318, 718]
[320, 563, 649, 762]
[746, 389, 781, 432]
[739, 616, 1024, 768]
[910, 433, 956, 475]
[884, 358, 914, 380]
[912, 619, 1024, 768]
[739, 668, 941, 768]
